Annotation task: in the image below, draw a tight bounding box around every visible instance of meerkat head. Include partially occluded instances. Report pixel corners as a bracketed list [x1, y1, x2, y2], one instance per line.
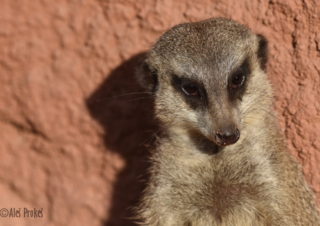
[137, 18, 269, 147]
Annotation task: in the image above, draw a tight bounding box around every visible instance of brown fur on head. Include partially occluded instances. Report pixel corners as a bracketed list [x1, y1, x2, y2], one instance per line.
[137, 18, 270, 147]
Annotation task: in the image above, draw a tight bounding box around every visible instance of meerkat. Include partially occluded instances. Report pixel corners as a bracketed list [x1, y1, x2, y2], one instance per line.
[135, 18, 320, 226]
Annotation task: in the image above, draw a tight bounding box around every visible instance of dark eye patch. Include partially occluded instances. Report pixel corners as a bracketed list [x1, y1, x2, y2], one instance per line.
[171, 74, 207, 109]
[228, 58, 251, 100]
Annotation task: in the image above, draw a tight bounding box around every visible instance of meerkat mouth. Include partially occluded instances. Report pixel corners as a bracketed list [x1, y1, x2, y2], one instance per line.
[188, 129, 222, 154]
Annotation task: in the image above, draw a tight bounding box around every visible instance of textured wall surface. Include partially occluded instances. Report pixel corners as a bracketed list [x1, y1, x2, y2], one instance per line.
[0, 0, 319, 225]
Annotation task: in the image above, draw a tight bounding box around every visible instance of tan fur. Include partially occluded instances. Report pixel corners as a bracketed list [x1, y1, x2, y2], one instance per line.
[136, 18, 320, 226]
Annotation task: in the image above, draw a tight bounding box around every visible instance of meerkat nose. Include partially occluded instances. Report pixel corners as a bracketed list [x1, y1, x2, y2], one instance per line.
[215, 127, 240, 146]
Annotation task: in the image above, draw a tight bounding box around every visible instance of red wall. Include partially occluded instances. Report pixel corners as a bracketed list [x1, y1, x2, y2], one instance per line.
[0, 0, 319, 225]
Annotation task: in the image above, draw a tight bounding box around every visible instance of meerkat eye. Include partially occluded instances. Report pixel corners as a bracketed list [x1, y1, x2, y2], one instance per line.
[229, 58, 250, 90]
[171, 75, 206, 104]
[229, 70, 246, 88]
[181, 82, 201, 97]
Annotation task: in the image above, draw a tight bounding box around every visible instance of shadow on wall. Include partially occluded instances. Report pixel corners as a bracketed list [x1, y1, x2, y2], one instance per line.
[86, 53, 159, 226]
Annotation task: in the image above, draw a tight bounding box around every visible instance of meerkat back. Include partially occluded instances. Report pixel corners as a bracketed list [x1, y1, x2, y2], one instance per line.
[136, 18, 320, 226]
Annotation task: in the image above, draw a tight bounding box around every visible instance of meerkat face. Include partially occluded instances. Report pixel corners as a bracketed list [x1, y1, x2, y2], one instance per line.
[138, 18, 268, 147]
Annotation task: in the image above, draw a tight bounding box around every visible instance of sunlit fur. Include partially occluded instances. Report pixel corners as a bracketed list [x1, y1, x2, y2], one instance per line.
[136, 18, 320, 226]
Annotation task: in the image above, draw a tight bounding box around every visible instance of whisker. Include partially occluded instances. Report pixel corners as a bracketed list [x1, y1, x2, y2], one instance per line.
[90, 91, 154, 103]
[125, 96, 154, 103]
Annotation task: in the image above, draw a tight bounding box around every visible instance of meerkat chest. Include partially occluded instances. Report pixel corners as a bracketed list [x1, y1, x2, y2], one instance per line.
[155, 154, 278, 225]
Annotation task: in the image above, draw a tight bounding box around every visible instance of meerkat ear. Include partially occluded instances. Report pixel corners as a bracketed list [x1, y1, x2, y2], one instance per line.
[136, 57, 158, 92]
[256, 34, 268, 71]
